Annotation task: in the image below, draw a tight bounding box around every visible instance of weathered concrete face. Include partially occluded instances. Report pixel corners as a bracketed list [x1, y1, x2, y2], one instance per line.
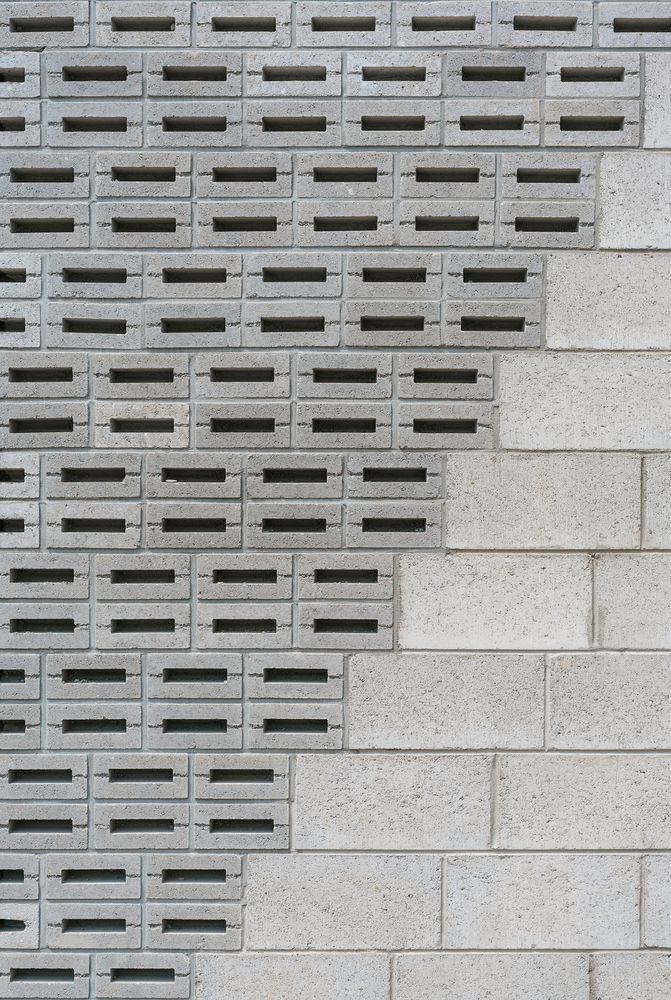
[0, 1, 670, 997]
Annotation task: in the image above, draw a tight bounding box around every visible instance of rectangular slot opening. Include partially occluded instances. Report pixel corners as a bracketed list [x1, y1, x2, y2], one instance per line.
[209, 818, 274, 833]
[314, 216, 377, 232]
[10, 969, 74, 982]
[10, 568, 74, 584]
[362, 517, 426, 533]
[162, 116, 227, 132]
[312, 418, 376, 434]
[263, 467, 327, 484]
[0, 669, 24, 683]
[212, 216, 277, 232]
[109, 419, 174, 434]
[112, 217, 176, 233]
[61, 667, 126, 684]
[312, 367, 377, 384]
[0, 519, 24, 533]
[262, 116, 326, 132]
[413, 367, 477, 383]
[109, 368, 173, 384]
[161, 518, 227, 532]
[209, 418, 275, 433]
[360, 316, 424, 332]
[461, 65, 526, 82]
[62, 65, 128, 82]
[361, 65, 426, 82]
[162, 718, 228, 732]
[212, 568, 277, 584]
[0, 319, 25, 334]
[0, 468, 24, 483]
[9, 16, 74, 31]
[9, 366, 72, 383]
[10, 618, 74, 634]
[0, 869, 24, 883]
[63, 267, 127, 284]
[109, 619, 176, 634]
[62, 869, 126, 883]
[463, 267, 526, 283]
[109, 818, 174, 833]
[313, 166, 377, 183]
[0, 68, 25, 83]
[8, 768, 71, 783]
[111, 166, 176, 183]
[162, 869, 227, 883]
[413, 418, 477, 434]
[516, 167, 581, 184]
[312, 16, 375, 30]
[111, 970, 175, 983]
[10, 417, 73, 434]
[60, 467, 126, 483]
[162, 65, 227, 82]
[61, 719, 126, 733]
[211, 17, 276, 31]
[162, 919, 227, 932]
[313, 619, 378, 634]
[411, 15, 476, 30]
[110, 16, 176, 31]
[109, 569, 175, 585]
[8, 819, 72, 833]
[62, 918, 126, 932]
[362, 266, 426, 283]
[163, 267, 227, 284]
[612, 18, 671, 32]
[162, 667, 228, 683]
[161, 467, 227, 483]
[513, 15, 577, 30]
[415, 215, 479, 232]
[262, 518, 326, 533]
[161, 318, 226, 334]
[361, 116, 425, 131]
[212, 167, 276, 183]
[0, 919, 26, 931]
[559, 116, 624, 131]
[263, 65, 327, 82]
[0, 117, 25, 131]
[415, 167, 480, 184]
[263, 718, 328, 733]
[109, 768, 173, 783]
[515, 216, 579, 233]
[460, 115, 524, 130]
[559, 66, 625, 83]
[262, 267, 326, 283]
[260, 316, 325, 334]
[313, 568, 377, 585]
[210, 768, 274, 783]
[62, 318, 126, 336]
[460, 315, 526, 333]
[0, 268, 26, 282]
[362, 466, 427, 483]
[62, 117, 127, 133]
[10, 218, 74, 234]
[210, 367, 274, 383]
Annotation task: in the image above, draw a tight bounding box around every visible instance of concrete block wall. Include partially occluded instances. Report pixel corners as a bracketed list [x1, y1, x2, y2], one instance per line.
[0, 1, 670, 996]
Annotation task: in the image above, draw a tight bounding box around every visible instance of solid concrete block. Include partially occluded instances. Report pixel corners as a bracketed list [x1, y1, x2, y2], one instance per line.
[295, 753, 490, 849]
[595, 554, 671, 649]
[196, 954, 388, 1000]
[349, 652, 544, 749]
[644, 54, 671, 148]
[643, 455, 671, 547]
[399, 552, 592, 650]
[395, 954, 589, 1000]
[600, 154, 671, 249]
[246, 855, 441, 950]
[643, 857, 671, 947]
[592, 954, 671, 1000]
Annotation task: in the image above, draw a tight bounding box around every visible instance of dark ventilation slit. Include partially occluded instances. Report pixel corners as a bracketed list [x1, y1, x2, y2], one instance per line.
[0, 720, 25, 733]
[0, 519, 24, 532]
[109, 819, 174, 833]
[514, 217, 579, 233]
[361, 518, 426, 533]
[61, 667, 127, 683]
[0, 869, 24, 883]
[313, 167, 378, 183]
[0, 320, 26, 333]
[263, 66, 327, 82]
[612, 18, 671, 32]
[9, 367, 73, 383]
[313, 619, 379, 634]
[415, 215, 479, 232]
[262, 468, 327, 484]
[0, 68, 25, 83]
[62, 919, 126, 932]
[209, 819, 275, 833]
[162, 667, 229, 683]
[110, 17, 176, 31]
[362, 267, 426, 283]
[0, 469, 25, 483]
[162, 868, 228, 882]
[62, 65, 128, 82]
[461, 65, 526, 82]
[362, 467, 427, 483]
[212, 167, 276, 182]
[262, 518, 327, 532]
[10, 218, 74, 234]
[212, 568, 278, 584]
[0, 118, 25, 131]
[110, 570, 175, 585]
[262, 116, 327, 132]
[111, 166, 177, 183]
[313, 569, 378, 585]
[209, 418, 275, 434]
[210, 768, 275, 783]
[0, 920, 26, 932]
[412, 15, 476, 30]
[60, 467, 126, 483]
[559, 67, 625, 83]
[312, 16, 376, 31]
[162, 66, 228, 82]
[413, 419, 478, 434]
[263, 718, 329, 732]
[162, 919, 227, 932]
[0, 269, 26, 282]
[516, 167, 581, 184]
[463, 267, 527, 283]
[109, 619, 176, 634]
[413, 367, 478, 383]
[314, 216, 377, 232]
[361, 66, 426, 82]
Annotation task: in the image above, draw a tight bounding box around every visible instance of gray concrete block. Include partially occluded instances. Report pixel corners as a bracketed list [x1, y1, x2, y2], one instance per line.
[247, 453, 343, 499]
[45, 902, 141, 950]
[0, 804, 88, 852]
[0, 601, 89, 650]
[0, 3, 89, 49]
[396, 1, 492, 47]
[0, 201, 89, 249]
[97, 201, 191, 249]
[195, 351, 290, 399]
[397, 401, 494, 450]
[47, 300, 142, 351]
[197, 553, 293, 601]
[46, 52, 143, 98]
[444, 50, 541, 98]
[298, 602, 393, 651]
[0, 854, 38, 900]
[45, 453, 141, 500]
[445, 99, 540, 146]
[46, 501, 141, 550]
[296, 199, 393, 248]
[397, 351, 493, 399]
[196, 602, 292, 650]
[598, 2, 671, 47]
[146, 652, 242, 700]
[47, 101, 143, 149]
[0, 751, 87, 800]
[0, 53, 40, 99]
[47, 653, 141, 701]
[0, 151, 89, 200]
[95, 2, 191, 47]
[193, 801, 289, 850]
[145, 252, 241, 299]
[196, 2, 291, 48]
[145, 902, 241, 951]
[45, 854, 141, 900]
[347, 452, 443, 498]
[244, 300, 341, 349]
[146, 501, 241, 550]
[47, 703, 142, 750]
[94, 803, 189, 850]
[146, 100, 242, 149]
[500, 151, 597, 200]
[0, 952, 89, 999]
[297, 553, 393, 602]
[93, 753, 189, 800]
[497, 1, 593, 48]
[194, 752, 290, 799]
[0, 703, 39, 750]
[146, 854, 242, 900]
[245, 650, 344, 699]
[247, 701, 344, 749]
[96, 953, 190, 999]
[48, 252, 143, 299]
[297, 1, 391, 47]
[145, 301, 241, 350]
[197, 152, 291, 198]
[347, 51, 441, 98]
[0, 653, 39, 700]
[148, 50, 241, 98]
[248, 52, 342, 98]
[347, 500, 443, 548]
[245, 501, 342, 550]
[146, 702, 242, 750]
[95, 151, 191, 199]
[0, 252, 41, 298]
[546, 51, 640, 98]
[545, 99, 640, 147]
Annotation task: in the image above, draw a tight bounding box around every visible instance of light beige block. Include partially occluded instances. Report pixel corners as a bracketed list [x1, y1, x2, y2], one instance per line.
[644, 455, 671, 547]
[599, 155, 671, 249]
[395, 954, 589, 1000]
[196, 954, 390, 1000]
[593, 954, 671, 1000]
[498, 753, 671, 849]
[399, 553, 591, 650]
[548, 653, 671, 749]
[595, 554, 671, 648]
[546, 252, 671, 347]
[500, 353, 671, 450]
[247, 855, 441, 950]
[295, 753, 491, 850]
[643, 856, 671, 947]
[443, 855, 639, 949]
[445, 453, 640, 549]
[349, 653, 544, 750]
[644, 53, 671, 148]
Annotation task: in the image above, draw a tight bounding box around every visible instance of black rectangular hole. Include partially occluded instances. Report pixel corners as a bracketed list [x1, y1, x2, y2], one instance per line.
[112, 217, 176, 233]
[62, 117, 127, 133]
[62, 869, 126, 883]
[9, 366, 72, 383]
[0, 319, 25, 334]
[413, 418, 477, 434]
[0, 468, 25, 483]
[212, 568, 277, 584]
[0, 869, 24, 883]
[111, 166, 177, 183]
[110, 16, 175, 31]
[60, 467, 126, 483]
[559, 116, 624, 131]
[109, 768, 173, 782]
[460, 115, 524, 131]
[515, 216, 579, 233]
[360, 316, 424, 332]
[161, 467, 227, 483]
[513, 15, 577, 30]
[10, 218, 74, 234]
[412, 15, 476, 30]
[415, 215, 479, 232]
[110, 619, 175, 635]
[516, 167, 581, 184]
[109, 569, 175, 585]
[161, 318, 226, 334]
[10, 968, 75, 983]
[262, 267, 326, 283]
[109, 419, 174, 433]
[0, 720, 26, 733]
[62, 65, 128, 82]
[209, 418, 275, 433]
[413, 367, 477, 383]
[212, 167, 276, 182]
[10, 418, 73, 434]
[162, 65, 227, 82]
[162, 718, 228, 733]
[361, 116, 425, 131]
[0, 68, 25, 83]
[110, 969, 175, 983]
[313, 569, 378, 584]
[0, 269, 26, 282]
[209, 818, 274, 833]
[62, 718, 126, 733]
[62, 318, 126, 335]
[62, 918, 126, 932]
[312, 16, 375, 30]
[0, 519, 24, 532]
[9, 16, 74, 31]
[260, 317, 325, 334]
[8, 768, 71, 783]
[10, 568, 74, 584]
[109, 818, 174, 833]
[8, 819, 72, 833]
[461, 315, 525, 332]
[463, 267, 527, 283]
[0, 669, 25, 682]
[162, 869, 227, 882]
[314, 215, 377, 232]
[312, 367, 377, 384]
[262, 518, 326, 533]
[10, 617, 75, 634]
[312, 166, 378, 183]
[263, 65, 327, 82]
[263, 718, 328, 732]
[313, 619, 378, 634]
[211, 16, 276, 31]
[361, 65, 426, 82]
[262, 116, 326, 132]
[362, 466, 427, 483]
[163, 268, 227, 284]
[162, 667, 228, 683]
[312, 418, 376, 434]
[63, 267, 127, 283]
[415, 167, 480, 184]
[161, 518, 227, 532]
[210, 768, 274, 783]
[162, 918, 227, 932]
[362, 267, 426, 283]
[212, 216, 277, 232]
[612, 18, 671, 32]
[362, 517, 426, 533]
[559, 66, 625, 83]
[61, 667, 126, 683]
[109, 368, 174, 384]
[162, 116, 227, 132]
[262, 467, 327, 484]
[210, 367, 274, 383]
[461, 65, 526, 82]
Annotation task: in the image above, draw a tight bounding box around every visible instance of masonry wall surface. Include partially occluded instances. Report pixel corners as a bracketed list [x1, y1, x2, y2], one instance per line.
[0, 1, 670, 998]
